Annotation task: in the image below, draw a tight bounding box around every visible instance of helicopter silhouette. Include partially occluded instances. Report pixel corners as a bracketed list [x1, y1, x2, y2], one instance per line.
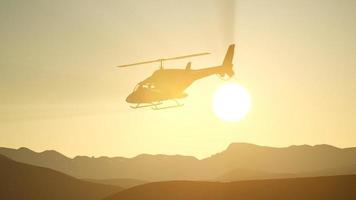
[117, 44, 235, 110]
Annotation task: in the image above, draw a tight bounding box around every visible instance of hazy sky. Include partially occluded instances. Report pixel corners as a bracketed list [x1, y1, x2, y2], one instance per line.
[0, 0, 355, 158]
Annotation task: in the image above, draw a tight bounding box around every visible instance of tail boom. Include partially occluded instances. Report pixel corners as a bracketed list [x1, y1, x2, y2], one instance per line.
[191, 44, 235, 80]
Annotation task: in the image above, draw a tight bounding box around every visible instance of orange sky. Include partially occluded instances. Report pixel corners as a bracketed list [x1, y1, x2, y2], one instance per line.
[0, 0, 355, 158]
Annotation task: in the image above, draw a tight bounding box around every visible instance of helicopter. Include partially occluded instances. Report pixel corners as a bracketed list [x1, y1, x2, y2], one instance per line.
[117, 44, 235, 110]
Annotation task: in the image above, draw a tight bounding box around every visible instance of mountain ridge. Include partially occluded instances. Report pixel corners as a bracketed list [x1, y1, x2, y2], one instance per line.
[2, 143, 351, 160]
[1, 143, 356, 181]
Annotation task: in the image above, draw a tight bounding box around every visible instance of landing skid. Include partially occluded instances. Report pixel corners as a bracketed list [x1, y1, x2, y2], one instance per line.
[151, 99, 183, 110]
[130, 102, 162, 109]
[151, 102, 183, 110]
[129, 100, 183, 110]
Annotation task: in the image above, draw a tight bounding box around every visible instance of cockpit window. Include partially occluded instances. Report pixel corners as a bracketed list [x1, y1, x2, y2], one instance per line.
[134, 83, 155, 91]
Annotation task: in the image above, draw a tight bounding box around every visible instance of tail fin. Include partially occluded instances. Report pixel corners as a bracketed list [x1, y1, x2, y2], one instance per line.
[221, 44, 235, 77]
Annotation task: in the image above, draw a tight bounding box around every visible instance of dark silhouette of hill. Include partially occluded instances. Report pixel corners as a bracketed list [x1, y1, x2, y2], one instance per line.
[85, 178, 148, 188]
[0, 154, 121, 200]
[216, 165, 356, 182]
[1, 143, 356, 181]
[104, 175, 356, 200]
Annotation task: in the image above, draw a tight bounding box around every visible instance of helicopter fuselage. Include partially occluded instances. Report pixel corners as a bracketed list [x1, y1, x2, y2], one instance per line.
[120, 44, 235, 108]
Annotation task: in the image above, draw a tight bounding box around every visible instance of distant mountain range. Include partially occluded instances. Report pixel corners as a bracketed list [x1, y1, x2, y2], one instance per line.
[1, 143, 356, 182]
[103, 175, 356, 200]
[0, 154, 121, 200]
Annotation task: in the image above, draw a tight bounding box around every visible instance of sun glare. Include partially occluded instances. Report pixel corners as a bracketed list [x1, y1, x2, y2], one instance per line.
[212, 83, 251, 121]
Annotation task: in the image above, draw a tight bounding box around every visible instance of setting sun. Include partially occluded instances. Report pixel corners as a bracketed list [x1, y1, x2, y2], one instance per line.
[212, 83, 251, 121]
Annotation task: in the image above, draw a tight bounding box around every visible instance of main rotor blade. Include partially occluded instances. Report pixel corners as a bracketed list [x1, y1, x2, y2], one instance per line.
[116, 52, 210, 68]
[162, 52, 210, 61]
[117, 59, 161, 68]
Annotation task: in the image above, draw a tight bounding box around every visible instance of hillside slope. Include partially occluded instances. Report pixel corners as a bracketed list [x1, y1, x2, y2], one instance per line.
[0, 155, 121, 200]
[104, 175, 356, 200]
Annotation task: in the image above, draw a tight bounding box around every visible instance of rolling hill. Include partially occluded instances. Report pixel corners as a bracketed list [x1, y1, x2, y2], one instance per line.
[104, 175, 356, 200]
[0, 155, 121, 200]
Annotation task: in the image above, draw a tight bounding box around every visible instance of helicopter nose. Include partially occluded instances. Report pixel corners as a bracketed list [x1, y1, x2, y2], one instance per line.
[126, 93, 135, 103]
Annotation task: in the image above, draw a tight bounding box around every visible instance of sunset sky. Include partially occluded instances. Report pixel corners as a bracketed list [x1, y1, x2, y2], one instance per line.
[0, 0, 355, 158]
